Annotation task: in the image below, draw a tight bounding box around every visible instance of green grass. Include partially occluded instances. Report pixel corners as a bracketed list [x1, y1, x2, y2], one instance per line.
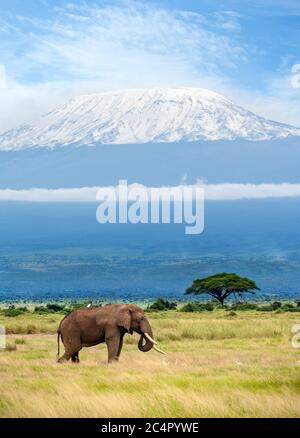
[0, 309, 300, 417]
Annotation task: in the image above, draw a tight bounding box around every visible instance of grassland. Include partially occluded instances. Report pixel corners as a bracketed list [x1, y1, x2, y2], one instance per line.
[0, 309, 300, 418]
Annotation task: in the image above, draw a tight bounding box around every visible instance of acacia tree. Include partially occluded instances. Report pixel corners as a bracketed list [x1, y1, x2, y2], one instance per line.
[185, 272, 260, 306]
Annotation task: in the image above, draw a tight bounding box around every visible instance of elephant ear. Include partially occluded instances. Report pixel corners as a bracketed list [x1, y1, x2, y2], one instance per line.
[117, 307, 132, 334]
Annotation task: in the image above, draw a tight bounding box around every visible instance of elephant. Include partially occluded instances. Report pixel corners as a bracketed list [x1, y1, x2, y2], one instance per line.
[57, 303, 166, 363]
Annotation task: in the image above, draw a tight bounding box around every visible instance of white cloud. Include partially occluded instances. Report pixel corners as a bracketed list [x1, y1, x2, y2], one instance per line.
[0, 1, 299, 131]
[208, 82, 300, 128]
[205, 183, 300, 200]
[1, 183, 300, 202]
[0, 1, 246, 133]
[291, 64, 300, 89]
[0, 187, 98, 202]
[0, 64, 6, 89]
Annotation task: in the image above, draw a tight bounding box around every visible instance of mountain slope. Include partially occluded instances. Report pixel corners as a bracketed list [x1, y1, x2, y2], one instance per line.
[1, 87, 300, 150]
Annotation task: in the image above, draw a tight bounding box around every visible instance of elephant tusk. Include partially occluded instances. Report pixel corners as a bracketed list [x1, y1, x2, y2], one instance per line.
[153, 345, 167, 355]
[144, 332, 157, 345]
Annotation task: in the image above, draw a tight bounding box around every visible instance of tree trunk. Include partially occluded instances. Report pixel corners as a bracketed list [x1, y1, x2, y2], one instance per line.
[218, 297, 224, 306]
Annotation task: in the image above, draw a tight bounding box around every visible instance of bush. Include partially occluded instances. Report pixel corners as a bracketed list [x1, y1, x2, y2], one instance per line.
[225, 311, 237, 317]
[46, 303, 66, 312]
[15, 338, 26, 345]
[272, 301, 282, 310]
[213, 303, 229, 309]
[229, 302, 258, 311]
[26, 325, 37, 334]
[5, 342, 17, 351]
[34, 303, 70, 314]
[281, 304, 300, 312]
[181, 302, 214, 312]
[146, 298, 177, 312]
[256, 305, 274, 312]
[1, 305, 29, 317]
[255, 302, 282, 311]
[281, 303, 295, 311]
[273, 303, 300, 312]
[34, 306, 49, 314]
[256, 302, 299, 312]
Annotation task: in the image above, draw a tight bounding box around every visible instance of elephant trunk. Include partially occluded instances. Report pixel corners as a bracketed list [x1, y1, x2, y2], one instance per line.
[138, 320, 154, 352]
[138, 334, 154, 352]
[137, 319, 167, 355]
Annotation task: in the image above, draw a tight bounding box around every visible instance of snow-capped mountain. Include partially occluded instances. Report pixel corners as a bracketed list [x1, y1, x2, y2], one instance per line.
[1, 87, 300, 150]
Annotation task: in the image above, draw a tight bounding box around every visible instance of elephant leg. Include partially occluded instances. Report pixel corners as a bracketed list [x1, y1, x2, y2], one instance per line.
[106, 333, 121, 363]
[57, 336, 81, 364]
[57, 351, 71, 363]
[71, 352, 80, 363]
[116, 335, 124, 361]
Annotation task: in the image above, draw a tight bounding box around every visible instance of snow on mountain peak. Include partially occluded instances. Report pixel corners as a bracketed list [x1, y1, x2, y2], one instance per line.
[0, 87, 300, 150]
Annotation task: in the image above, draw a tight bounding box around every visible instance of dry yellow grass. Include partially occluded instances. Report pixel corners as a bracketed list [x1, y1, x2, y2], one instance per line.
[0, 310, 300, 417]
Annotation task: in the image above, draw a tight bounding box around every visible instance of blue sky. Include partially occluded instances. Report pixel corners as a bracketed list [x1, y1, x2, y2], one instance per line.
[0, 0, 300, 131]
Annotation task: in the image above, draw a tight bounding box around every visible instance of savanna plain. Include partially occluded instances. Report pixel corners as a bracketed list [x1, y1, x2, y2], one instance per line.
[0, 309, 300, 418]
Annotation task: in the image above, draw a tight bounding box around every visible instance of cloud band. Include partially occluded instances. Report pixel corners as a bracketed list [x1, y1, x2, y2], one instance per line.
[0, 183, 300, 202]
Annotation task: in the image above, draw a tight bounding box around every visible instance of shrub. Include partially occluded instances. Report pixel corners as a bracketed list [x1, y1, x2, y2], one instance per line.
[271, 301, 282, 310]
[271, 303, 300, 312]
[281, 303, 295, 311]
[230, 302, 258, 311]
[34, 306, 49, 314]
[181, 302, 214, 312]
[225, 311, 237, 317]
[5, 342, 17, 351]
[214, 303, 229, 309]
[18, 306, 29, 312]
[256, 305, 274, 312]
[26, 325, 37, 334]
[146, 298, 177, 311]
[281, 304, 300, 312]
[256, 302, 298, 312]
[34, 303, 70, 314]
[46, 303, 66, 312]
[15, 338, 26, 345]
[180, 302, 198, 312]
[2, 306, 29, 317]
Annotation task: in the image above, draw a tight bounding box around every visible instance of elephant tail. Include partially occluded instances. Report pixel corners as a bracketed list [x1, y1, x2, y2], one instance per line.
[56, 312, 69, 359]
[57, 330, 61, 358]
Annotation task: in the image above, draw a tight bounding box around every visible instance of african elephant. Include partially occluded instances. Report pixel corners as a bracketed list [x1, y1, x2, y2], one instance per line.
[57, 303, 165, 363]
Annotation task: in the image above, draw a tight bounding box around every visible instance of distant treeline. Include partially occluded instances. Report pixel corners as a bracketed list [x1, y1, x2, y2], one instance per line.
[1, 298, 300, 317]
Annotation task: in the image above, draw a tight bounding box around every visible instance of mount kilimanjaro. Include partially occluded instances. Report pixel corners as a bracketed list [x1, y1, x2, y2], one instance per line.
[0, 87, 300, 150]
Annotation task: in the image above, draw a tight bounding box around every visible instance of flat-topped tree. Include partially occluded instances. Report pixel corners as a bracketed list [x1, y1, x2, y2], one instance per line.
[185, 272, 260, 306]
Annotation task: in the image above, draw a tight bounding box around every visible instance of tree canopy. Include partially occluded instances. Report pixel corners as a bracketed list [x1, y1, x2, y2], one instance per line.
[185, 272, 260, 305]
